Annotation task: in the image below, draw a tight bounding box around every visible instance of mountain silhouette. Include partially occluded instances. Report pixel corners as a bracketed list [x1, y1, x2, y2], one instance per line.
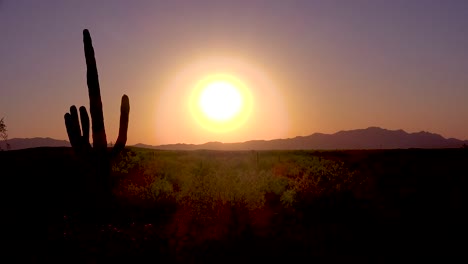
[0, 137, 70, 150]
[135, 127, 468, 150]
[3, 127, 467, 150]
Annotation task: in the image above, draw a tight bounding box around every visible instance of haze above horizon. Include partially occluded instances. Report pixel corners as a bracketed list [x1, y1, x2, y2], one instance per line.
[1, 1, 467, 145]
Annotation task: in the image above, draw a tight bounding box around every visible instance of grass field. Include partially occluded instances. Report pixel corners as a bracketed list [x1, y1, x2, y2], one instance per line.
[2, 147, 467, 262]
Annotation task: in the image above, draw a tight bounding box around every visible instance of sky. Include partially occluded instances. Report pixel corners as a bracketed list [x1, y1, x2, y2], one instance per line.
[1, 0, 468, 145]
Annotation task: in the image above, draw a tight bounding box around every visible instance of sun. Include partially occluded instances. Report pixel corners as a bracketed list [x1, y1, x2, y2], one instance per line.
[199, 81, 242, 121]
[190, 74, 252, 133]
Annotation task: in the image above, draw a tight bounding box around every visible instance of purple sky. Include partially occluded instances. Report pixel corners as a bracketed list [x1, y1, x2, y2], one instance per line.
[1, 0, 468, 145]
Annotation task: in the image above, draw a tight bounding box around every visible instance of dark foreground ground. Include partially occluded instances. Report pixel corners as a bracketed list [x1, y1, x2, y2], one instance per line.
[2, 147, 467, 263]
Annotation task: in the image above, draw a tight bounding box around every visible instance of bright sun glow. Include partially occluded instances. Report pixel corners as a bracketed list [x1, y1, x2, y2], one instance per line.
[199, 81, 242, 121]
[157, 57, 289, 144]
[190, 74, 253, 133]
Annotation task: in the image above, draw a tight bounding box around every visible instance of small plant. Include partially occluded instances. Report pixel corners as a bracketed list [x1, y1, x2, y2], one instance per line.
[0, 117, 9, 150]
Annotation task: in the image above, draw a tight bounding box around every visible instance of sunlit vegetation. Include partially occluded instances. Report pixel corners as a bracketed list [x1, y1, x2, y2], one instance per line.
[112, 148, 360, 209]
[106, 148, 363, 249]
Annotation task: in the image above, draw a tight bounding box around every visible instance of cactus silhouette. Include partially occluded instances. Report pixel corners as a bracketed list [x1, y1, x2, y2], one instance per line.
[64, 29, 130, 210]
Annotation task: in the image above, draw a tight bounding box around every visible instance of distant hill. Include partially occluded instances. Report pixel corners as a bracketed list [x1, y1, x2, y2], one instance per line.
[0, 137, 70, 150]
[3, 127, 467, 151]
[135, 127, 468, 151]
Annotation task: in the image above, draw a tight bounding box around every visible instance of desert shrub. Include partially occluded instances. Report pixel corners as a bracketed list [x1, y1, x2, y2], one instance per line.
[114, 149, 359, 210]
[280, 189, 297, 207]
[149, 176, 174, 199]
[111, 148, 142, 174]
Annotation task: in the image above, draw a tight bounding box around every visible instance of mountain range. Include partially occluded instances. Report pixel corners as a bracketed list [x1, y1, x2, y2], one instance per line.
[139, 127, 468, 150]
[2, 127, 467, 151]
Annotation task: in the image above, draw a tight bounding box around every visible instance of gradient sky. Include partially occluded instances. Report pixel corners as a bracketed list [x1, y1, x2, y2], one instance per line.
[1, 0, 468, 145]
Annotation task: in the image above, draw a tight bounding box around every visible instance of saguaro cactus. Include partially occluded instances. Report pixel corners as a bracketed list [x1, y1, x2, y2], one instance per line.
[64, 29, 130, 208]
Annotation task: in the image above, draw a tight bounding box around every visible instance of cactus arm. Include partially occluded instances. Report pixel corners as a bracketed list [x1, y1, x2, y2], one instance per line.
[83, 29, 107, 151]
[64, 114, 76, 147]
[64, 105, 81, 148]
[79, 106, 91, 149]
[112, 94, 130, 155]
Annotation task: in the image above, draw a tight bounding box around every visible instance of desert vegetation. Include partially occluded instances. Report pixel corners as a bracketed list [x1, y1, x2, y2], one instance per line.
[113, 149, 360, 209]
[65, 148, 364, 261]
[0, 117, 9, 150]
[1, 146, 467, 262]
